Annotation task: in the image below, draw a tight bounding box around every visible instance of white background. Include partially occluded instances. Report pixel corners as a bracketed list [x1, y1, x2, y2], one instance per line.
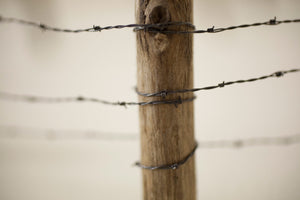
[0, 0, 300, 199]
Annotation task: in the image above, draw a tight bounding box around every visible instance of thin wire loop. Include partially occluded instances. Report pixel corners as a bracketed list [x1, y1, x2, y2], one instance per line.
[135, 142, 198, 170]
[136, 69, 300, 97]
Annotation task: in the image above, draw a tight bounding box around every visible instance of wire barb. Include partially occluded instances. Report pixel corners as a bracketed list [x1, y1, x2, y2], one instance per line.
[136, 68, 300, 97]
[135, 142, 198, 170]
[269, 17, 278, 25]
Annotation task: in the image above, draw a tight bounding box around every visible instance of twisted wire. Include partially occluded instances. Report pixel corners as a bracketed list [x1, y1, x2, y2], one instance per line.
[1, 125, 299, 170]
[0, 68, 298, 107]
[136, 69, 300, 97]
[1, 15, 299, 34]
[135, 142, 198, 170]
[0, 15, 193, 33]
[134, 133, 300, 170]
[198, 134, 300, 149]
[139, 17, 300, 34]
[0, 92, 196, 107]
[1, 125, 299, 149]
[0, 125, 138, 141]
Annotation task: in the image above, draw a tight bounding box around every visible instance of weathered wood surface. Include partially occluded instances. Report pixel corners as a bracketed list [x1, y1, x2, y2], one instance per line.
[136, 0, 196, 199]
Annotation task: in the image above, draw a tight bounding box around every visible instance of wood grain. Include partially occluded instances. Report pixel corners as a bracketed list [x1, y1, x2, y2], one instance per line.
[136, 0, 196, 199]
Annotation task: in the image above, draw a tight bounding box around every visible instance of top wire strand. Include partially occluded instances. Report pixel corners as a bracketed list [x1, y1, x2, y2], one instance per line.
[0, 15, 194, 33]
[0, 15, 299, 34]
[140, 17, 300, 34]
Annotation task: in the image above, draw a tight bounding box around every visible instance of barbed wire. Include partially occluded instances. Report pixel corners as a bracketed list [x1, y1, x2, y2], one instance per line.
[1, 13, 299, 173]
[0, 126, 299, 149]
[0, 125, 138, 141]
[0, 68, 298, 107]
[135, 133, 300, 170]
[139, 17, 300, 34]
[1, 15, 299, 34]
[136, 68, 300, 97]
[0, 15, 193, 33]
[135, 142, 198, 170]
[198, 134, 300, 148]
[1, 125, 299, 170]
[0, 92, 196, 107]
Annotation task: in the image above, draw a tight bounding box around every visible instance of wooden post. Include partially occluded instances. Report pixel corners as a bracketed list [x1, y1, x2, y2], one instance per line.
[136, 0, 195, 200]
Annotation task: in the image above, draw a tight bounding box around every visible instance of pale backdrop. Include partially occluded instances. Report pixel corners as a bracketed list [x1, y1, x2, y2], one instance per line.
[0, 0, 300, 199]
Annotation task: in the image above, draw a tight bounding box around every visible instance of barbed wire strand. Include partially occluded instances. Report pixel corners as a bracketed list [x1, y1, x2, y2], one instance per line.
[139, 17, 300, 34]
[0, 92, 196, 107]
[1, 15, 299, 34]
[135, 133, 300, 170]
[0, 15, 194, 33]
[1, 126, 299, 169]
[0, 125, 299, 148]
[136, 68, 300, 97]
[0, 68, 298, 107]
[0, 125, 138, 141]
[135, 142, 198, 170]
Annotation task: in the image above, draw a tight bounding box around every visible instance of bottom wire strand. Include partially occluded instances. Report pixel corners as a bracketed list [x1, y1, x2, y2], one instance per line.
[135, 142, 198, 170]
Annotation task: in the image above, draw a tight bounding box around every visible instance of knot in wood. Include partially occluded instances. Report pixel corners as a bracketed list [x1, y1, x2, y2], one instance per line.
[145, 3, 170, 25]
[153, 33, 169, 52]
